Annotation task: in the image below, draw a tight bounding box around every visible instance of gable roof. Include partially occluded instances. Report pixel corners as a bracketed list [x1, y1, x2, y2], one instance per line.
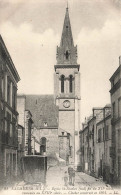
[25, 95, 58, 128]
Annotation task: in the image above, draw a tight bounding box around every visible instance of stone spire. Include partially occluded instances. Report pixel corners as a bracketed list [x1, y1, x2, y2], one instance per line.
[56, 7, 77, 65]
[60, 6, 74, 47]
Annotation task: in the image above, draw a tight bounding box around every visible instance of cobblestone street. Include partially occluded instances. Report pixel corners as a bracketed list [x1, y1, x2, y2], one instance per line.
[45, 166, 121, 194]
[46, 165, 107, 187]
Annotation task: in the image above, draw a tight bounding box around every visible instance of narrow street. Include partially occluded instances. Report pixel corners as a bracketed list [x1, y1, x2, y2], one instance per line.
[45, 166, 120, 194]
[46, 165, 108, 187]
[1, 165, 121, 195]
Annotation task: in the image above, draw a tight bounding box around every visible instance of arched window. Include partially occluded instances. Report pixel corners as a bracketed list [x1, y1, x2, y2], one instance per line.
[61, 75, 65, 93]
[69, 75, 73, 93]
[40, 137, 46, 154]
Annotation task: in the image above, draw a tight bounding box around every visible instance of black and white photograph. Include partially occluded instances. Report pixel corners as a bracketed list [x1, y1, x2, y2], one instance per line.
[0, 0, 121, 194]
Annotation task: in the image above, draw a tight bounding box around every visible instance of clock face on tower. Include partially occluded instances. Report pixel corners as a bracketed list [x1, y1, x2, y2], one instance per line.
[63, 100, 71, 108]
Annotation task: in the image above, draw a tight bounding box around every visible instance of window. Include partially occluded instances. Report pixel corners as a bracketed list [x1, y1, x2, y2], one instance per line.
[10, 124, 12, 137]
[1, 120, 4, 131]
[112, 159, 115, 172]
[98, 128, 102, 143]
[18, 128, 22, 144]
[6, 112, 11, 143]
[41, 137, 46, 145]
[40, 137, 46, 154]
[1, 77, 4, 98]
[86, 135, 88, 142]
[83, 134, 84, 143]
[61, 75, 65, 93]
[62, 132, 64, 136]
[112, 102, 116, 119]
[12, 86, 17, 110]
[118, 129, 121, 149]
[105, 125, 109, 140]
[87, 148, 88, 159]
[114, 73, 120, 85]
[69, 75, 73, 93]
[69, 146, 72, 156]
[12, 118, 16, 143]
[44, 122, 47, 127]
[118, 98, 121, 117]
[102, 127, 105, 141]
[65, 51, 69, 60]
[92, 128, 94, 146]
[118, 157, 121, 177]
[7, 78, 10, 105]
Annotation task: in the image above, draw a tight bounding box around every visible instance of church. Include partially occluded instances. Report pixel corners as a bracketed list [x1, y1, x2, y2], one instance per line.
[17, 7, 81, 168]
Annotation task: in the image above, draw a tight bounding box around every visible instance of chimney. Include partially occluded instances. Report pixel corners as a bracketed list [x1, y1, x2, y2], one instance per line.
[119, 56, 121, 66]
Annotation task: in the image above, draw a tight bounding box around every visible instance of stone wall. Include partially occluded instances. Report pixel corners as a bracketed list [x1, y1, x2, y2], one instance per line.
[59, 132, 70, 163]
[32, 128, 59, 166]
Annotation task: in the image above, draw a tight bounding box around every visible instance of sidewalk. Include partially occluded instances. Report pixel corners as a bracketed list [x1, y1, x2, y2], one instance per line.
[76, 172, 106, 187]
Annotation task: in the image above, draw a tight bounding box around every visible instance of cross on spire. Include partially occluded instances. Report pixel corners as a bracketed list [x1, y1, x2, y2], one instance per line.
[67, 0, 68, 10]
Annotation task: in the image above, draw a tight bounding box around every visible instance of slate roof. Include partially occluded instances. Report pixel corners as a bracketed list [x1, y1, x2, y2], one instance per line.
[25, 95, 58, 128]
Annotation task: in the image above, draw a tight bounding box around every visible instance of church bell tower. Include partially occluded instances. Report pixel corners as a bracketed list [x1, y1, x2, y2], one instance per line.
[54, 7, 80, 166]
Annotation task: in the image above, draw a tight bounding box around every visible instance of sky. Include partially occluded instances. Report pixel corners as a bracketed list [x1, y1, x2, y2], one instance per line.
[0, 0, 121, 125]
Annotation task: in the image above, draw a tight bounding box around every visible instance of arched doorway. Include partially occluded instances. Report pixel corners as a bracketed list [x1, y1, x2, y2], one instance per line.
[40, 137, 46, 155]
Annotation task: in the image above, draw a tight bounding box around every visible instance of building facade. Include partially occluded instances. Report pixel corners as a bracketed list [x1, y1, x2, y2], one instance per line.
[110, 56, 121, 185]
[0, 35, 20, 183]
[80, 105, 112, 184]
[17, 95, 33, 156]
[79, 124, 88, 173]
[17, 95, 59, 166]
[17, 124, 25, 177]
[95, 108, 112, 183]
[18, 124, 25, 158]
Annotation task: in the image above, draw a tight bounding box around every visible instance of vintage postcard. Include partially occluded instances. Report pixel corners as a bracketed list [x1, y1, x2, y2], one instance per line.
[0, 0, 121, 195]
